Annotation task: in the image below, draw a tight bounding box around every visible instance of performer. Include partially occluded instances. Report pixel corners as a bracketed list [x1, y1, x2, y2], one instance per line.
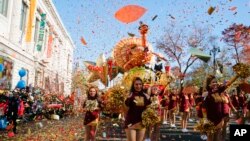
[188, 93, 195, 122]
[221, 91, 237, 141]
[124, 77, 151, 141]
[238, 91, 247, 117]
[83, 86, 102, 141]
[146, 85, 161, 141]
[7, 90, 21, 134]
[168, 88, 179, 128]
[161, 88, 169, 125]
[231, 89, 240, 110]
[202, 75, 238, 141]
[179, 92, 191, 132]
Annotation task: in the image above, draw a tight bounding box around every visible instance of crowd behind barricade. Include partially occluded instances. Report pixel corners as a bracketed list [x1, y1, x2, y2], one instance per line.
[0, 86, 77, 135]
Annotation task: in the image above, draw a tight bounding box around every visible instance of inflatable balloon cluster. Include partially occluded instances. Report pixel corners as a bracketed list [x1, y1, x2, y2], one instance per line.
[16, 69, 27, 89]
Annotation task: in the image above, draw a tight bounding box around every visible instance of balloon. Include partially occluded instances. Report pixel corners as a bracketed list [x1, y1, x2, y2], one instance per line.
[115, 5, 147, 24]
[16, 80, 26, 89]
[0, 64, 4, 72]
[84, 54, 108, 86]
[18, 69, 26, 77]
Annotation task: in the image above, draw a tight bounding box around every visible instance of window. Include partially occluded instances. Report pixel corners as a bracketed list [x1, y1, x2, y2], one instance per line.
[20, 1, 28, 32]
[0, 0, 8, 17]
[34, 18, 40, 42]
[43, 29, 48, 52]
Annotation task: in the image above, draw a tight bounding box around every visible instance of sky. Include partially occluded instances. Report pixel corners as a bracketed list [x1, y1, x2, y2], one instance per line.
[52, 0, 250, 68]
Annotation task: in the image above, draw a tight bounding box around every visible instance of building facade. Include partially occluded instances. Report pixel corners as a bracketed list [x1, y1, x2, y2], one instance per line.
[0, 0, 74, 95]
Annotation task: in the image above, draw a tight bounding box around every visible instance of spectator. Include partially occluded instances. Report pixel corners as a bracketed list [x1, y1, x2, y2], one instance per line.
[7, 89, 20, 134]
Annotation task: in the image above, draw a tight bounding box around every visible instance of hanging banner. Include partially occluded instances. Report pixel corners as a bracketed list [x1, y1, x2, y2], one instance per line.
[25, 0, 37, 42]
[0, 56, 13, 90]
[36, 13, 46, 51]
[47, 27, 53, 58]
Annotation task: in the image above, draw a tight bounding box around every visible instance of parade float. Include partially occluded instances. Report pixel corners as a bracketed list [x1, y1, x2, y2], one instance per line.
[82, 22, 174, 130]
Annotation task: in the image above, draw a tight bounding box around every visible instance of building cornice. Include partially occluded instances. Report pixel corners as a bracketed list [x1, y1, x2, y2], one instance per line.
[43, 0, 75, 49]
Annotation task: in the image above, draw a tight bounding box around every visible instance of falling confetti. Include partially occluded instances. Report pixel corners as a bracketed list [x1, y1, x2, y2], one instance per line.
[80, 36, 87, 46]
[168, 14, 175, 19]
[207, 6, 215, 15]
[229, 6, 237, 11]
[152, 15, 158, 21]
[128, 32, 135, 37]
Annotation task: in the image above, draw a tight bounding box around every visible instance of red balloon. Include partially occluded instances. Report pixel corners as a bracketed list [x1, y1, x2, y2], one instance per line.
[115, 5, 147, 24]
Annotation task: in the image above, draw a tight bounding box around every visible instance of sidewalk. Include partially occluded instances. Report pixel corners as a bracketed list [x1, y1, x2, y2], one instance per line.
[0, 115, 84, 141]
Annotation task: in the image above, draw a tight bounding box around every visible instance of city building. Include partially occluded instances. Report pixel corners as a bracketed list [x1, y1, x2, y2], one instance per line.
[0, 0, 74, 95]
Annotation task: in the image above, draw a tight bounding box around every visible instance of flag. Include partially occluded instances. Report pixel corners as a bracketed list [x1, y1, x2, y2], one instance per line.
[47, 27, 53, 58]
[36, 14, 46, 51]
[25, 0, 37, 42]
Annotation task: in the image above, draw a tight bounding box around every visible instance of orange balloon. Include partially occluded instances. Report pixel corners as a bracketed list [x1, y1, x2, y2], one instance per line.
[115, 5, 147, 24]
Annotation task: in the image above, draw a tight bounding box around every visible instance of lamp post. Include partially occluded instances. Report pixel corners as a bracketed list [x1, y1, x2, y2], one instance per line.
[210, 45, 220, 75]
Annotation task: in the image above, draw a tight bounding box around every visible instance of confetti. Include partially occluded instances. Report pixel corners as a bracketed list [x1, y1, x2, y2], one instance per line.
[152, 15, 158, 21]
[207, 6, 215, 15]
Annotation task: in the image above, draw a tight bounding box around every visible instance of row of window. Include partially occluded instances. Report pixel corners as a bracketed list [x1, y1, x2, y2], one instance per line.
[1, 0, 71, 76]
[1, 0, 47, 50]
[0, 0, 8, 17]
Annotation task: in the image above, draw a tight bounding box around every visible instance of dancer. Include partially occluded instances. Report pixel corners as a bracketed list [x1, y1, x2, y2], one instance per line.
[202, 75, 238, 141]
[161, 88, 169, 125]
[168, 88, 179, 128]
[179, 92, 191, 132]
[221, 91, 237, 141]
[124, 77, 151, 141]
[147, 85, 161, 141]
[83, 86, 101, 141]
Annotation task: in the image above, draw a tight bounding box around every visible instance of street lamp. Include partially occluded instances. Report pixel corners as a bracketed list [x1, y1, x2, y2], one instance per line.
[210, 45, 220, 75]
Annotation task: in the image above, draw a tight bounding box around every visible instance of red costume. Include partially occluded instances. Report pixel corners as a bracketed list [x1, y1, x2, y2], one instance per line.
[238, 94, 247, 109]
[231, 95, 240, 110]
[83, 97, 101, 125]
[179, 94, 191, 112]
[124, 92, 151, 128]
[188, 93, 195, 107]
[222, 93, 235, 117]
[160, 94, 169, 108]
[203, 86, 227, 125]
[168, 93, 178, 111]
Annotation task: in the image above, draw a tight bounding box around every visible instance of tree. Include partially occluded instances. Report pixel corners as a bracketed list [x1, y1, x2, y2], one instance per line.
[222, 23, 250, 63]
[156, 24, 211, 93]
[241, 45, 250, 64]
[71, 70, 88, 94]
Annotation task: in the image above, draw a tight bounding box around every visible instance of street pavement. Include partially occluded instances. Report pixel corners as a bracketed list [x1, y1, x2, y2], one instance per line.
[0, 114, 237, 141]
